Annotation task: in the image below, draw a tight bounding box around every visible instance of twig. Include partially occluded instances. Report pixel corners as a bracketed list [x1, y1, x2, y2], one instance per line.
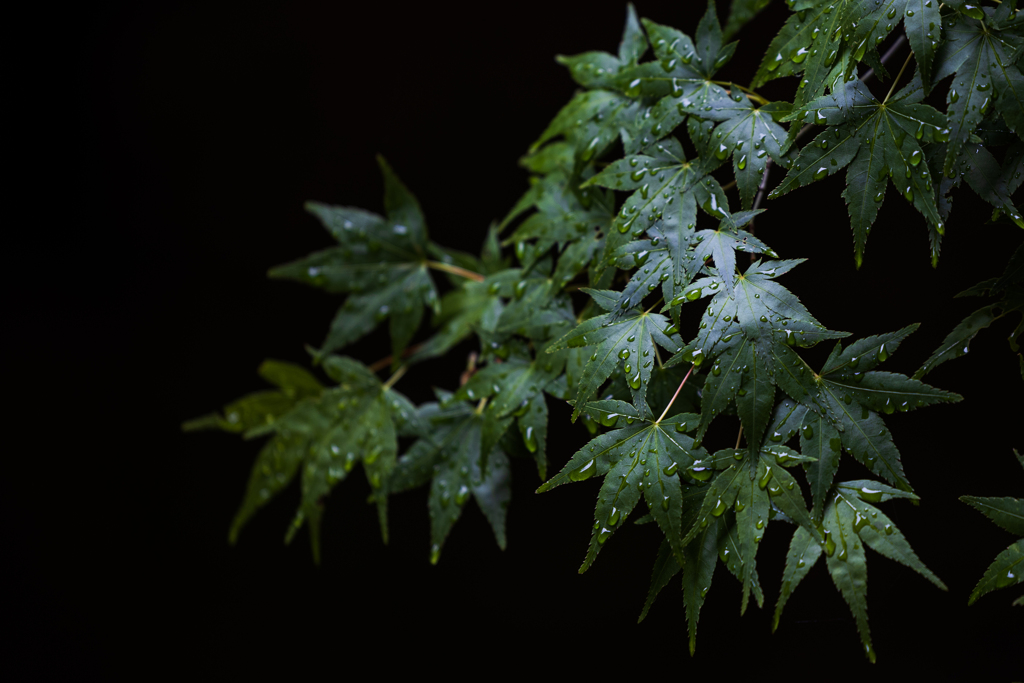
[860, 34, 907, 83]
[713, 81, 770, 106]
[369, 342, 425, 372]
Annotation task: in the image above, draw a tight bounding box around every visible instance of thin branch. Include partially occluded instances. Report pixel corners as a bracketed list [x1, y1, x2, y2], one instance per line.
[369, 342, 424, 372]
[713, 81, 770, 106]
[657, 364, 694, 423]
[860, 34, 907, 83]
[426, 260, 485, 282]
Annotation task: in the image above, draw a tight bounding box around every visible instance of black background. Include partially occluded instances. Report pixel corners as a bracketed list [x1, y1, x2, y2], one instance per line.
[10, 0, 1022, 679]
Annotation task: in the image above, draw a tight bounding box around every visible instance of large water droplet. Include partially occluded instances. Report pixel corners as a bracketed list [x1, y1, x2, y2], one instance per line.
[569, 460, 596, 481]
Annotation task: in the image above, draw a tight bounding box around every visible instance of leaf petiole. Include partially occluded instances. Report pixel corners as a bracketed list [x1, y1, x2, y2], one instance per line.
[426, 260, 485, 282]
[656, 364, 695, 423]
[883, 51, 915, 104]
[382, 364, 408, 391]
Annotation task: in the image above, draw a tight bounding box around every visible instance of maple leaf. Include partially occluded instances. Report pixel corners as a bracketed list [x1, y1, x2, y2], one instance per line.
[548, 289, 678, 420]
[915, 242, 1024, 380]
[681, 259, 843, 360]
[960, 449, 1024, 605]
[774, 480, 946, 662]
[538, 403, 706, 571]
[933, 9, 1024, 176]
[848, 0, 944, 91]
[773, 75, 950, 265]
[449, 341, 567, 478]
[771, 325, 962, 495]
[389, 391, 513, 564]
[268, 156, 439, 360]
[182, 361, 325, 543]
[752, 0, 863, 111]
[583, 137, 734, 272]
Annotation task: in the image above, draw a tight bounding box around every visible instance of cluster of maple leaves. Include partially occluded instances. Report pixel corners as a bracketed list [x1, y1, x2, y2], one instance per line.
[187, 0, 1023, 660]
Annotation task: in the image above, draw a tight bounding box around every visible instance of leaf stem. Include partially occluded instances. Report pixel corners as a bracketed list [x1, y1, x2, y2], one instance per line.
[426, 260, 485, 282]
[734, 425, 744, 450]
[474, 397, 488, 414]
[657, 364, 694, 423]
[382, 364, 407, 391]
[653, 343, 664, 370]
[883, 51, 915, 104]
[715, 81, 770, 106]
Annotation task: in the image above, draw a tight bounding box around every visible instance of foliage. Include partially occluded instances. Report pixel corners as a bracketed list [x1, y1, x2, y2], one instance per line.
[186, 0, 1023, 662]
[960, 449, 1024, 606]
[915, 241, 1024, 378]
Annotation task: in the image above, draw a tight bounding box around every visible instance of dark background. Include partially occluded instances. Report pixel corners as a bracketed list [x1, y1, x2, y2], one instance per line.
[10, 0, 1021, 679]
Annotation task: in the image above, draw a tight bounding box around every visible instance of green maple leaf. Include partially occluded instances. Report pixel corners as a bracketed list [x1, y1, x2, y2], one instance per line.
[961, 449, 1024, 605]
[556, 3, 648, 91]
[681, 259, 844, 364]
[268, 156, 439, 359]
[774, 480, 946, 662]
[183, 360, 326, 546]
[189, 355, 404, 563]
[938, 141, 1024, 229]
[449, 341, 567, 478]
[752, 0, 862, 111]
[915, 242, 1024, 379]
[389, 392, 513, 564]
[538, 404, 706, 571]
[607, 8, 744, 153]
[582, 136, 735, 272]
[679, 446, 818, 613]
[531, 87, 642, 168]
[637, 428, 818, 648]
[182, 360, 324, 434]
[406, 275, 505, 366]
[548, 289, 678, 420]
[598, 208, 772, 338]
[933, 9, 1024, 176]
[707, 100, 794, 209]
[771, 325, 962, 494]
[491, 269, 577, 342]
[502, 171, 614, 252]
[773, 76, 949, 266]
[282, 355, 402, 561]
[849, 0, 944, 91]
